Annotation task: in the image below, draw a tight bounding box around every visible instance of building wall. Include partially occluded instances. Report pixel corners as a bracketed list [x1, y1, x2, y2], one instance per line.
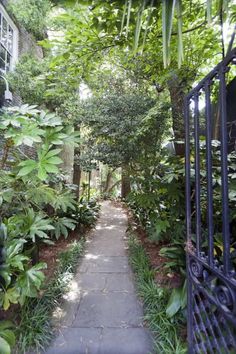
[0, 0, 43, 107]
[0, 0, 43, 161]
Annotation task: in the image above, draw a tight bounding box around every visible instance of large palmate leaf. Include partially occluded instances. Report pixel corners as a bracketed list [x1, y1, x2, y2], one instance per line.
[52, 190, 76, 212]
[52, 217, 77, 240]
[44, 126, 67, 146]
[9, 209, 54, 243]
[1, 287, 19, 310]
[37, 148, 62, 180]
[63, 126, 80, 146]
[6, 104, 40, 117]
[17, 262, 47, 304]
[18, 148, 62, 181]
[5, 123, 44, 147]
[38, 111, 62, 127]
[0, 113, 28, 128]
[5, 238, 28, 273]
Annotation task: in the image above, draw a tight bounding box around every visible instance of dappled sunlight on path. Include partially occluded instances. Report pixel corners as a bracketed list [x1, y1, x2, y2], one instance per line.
[45, 201, 154, 354]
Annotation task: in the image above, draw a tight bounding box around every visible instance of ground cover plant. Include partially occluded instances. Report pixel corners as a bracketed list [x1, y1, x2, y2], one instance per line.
[16, 239, 85, 353]
[128, 234, 187, 354]
[1, 0, 236, 353]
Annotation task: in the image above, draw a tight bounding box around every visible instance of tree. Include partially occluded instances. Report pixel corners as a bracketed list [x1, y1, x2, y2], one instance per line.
[79, 90, 156, 197]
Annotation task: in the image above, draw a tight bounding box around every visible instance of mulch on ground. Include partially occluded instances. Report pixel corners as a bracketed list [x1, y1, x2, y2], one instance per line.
[126, 206, 182, 288]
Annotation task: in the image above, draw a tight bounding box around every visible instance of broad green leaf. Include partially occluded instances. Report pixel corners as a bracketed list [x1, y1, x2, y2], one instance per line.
[0, 330, 15, 348]
[46, 156, 62, 164]
[44, 164, 59, 173]
[0, 337, 10, 354]
[38, 166, 47, 181]
[2, 288, 19, 310]
[17, 263, 46, 304]
[166, 287, 182, 317]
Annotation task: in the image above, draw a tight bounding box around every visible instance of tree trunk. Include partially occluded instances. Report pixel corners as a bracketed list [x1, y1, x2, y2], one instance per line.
[73, 163, 81, 199]
[168, 75, 186, 155]
[121, 166, 131, 198]
[60, 127, 74, 183]
[103, 167, 116, 193]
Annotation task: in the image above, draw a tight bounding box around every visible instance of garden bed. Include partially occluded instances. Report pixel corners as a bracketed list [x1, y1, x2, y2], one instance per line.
[126, 208, 182, 288]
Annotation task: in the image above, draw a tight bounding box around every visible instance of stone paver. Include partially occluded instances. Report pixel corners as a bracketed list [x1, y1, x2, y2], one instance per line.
[45, 201, 154, 354]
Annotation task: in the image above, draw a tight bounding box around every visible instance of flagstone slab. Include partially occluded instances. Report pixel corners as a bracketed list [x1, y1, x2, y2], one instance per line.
[73, 292, 143, 328]
[44, 201, 154, 354]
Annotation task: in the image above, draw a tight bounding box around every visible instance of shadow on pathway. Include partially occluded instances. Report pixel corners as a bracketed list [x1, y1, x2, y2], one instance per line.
[45, 201, 154, 354]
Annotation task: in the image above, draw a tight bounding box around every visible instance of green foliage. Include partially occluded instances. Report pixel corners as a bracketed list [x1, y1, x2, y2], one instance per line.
[0, 231, 46, 310]
[80, 92, 156, 167]
[0, 104, 81, 317]
[0, 321, 15, 354]
[7, 55, 46, 106]
[7, 0, 51, 39]
[75, 198, 100, 227]
[0, 105, 72, 180]
[128, 150, 185, 243]
[7, 209, 54, 243]
[51, 217, 77, 239]
[16, 240, 84, 353]
[128, 235, 186, 353]
[166, 280, 187, 318]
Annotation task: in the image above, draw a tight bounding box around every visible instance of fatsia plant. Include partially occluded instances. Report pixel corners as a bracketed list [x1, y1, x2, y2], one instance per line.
[0, 104, 81, 315]
[0, 229, 46, 310]
[7, 209, 54, 244]
[51, 216, 77, 240]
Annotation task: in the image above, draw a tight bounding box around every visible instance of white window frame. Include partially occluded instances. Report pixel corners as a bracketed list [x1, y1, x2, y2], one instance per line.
[0, 4, 18, 73]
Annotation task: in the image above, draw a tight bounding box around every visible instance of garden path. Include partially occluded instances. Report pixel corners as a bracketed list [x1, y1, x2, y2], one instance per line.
[45, 201, 153, 354]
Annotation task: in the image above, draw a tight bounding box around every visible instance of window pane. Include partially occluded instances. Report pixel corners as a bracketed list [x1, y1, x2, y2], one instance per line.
[6, 51, 10, 71]
[0, 58, 5, 72]
[0, 44, 5, 61]
[0, 45, 6, 72]
[2, 17, 7, 47]
[0, 13, 2, 41]
[7, 26, 13, 53]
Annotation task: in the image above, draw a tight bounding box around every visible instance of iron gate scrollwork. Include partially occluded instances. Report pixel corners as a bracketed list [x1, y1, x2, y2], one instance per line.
[185, 48, 236, 353]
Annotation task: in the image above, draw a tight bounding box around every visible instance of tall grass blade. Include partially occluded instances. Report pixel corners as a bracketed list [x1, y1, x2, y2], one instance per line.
[162, 0, 176, 68]
[126, 0, 132, 38]
[120, 0, 128, 34]
[207, 0, 212, 24]
[176, 0, 183, 68]
[134, 0, 147, 52]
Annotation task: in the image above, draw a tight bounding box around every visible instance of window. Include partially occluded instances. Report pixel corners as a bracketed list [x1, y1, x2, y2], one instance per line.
[0, 5, 18, 73]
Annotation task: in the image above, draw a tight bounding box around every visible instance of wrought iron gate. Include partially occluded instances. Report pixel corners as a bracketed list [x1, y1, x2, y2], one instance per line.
[185, 48, 236, 353]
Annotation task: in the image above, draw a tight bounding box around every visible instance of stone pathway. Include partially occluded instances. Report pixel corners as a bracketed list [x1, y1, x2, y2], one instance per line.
[45, 201, 153, 354]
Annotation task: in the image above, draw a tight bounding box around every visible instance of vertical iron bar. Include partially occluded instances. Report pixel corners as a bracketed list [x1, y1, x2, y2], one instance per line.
[219, 67, 230, 275]
[194, 93, 201, 256]
[205, 81, 214, 267]
[184, 97, 193, 353]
